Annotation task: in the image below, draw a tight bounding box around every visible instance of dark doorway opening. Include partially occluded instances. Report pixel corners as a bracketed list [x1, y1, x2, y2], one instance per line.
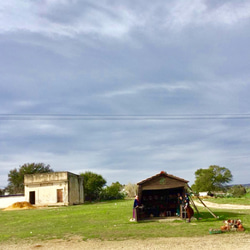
[139, 187, 184, 219]
[29, 191, 35, 205]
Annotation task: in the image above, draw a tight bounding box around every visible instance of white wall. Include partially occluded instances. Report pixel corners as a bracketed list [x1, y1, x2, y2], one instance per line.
[0, 196, 26, 209]
[25, 182, 69, 206]
[199, 192, 209, 197]
[24, 172, 84, 206]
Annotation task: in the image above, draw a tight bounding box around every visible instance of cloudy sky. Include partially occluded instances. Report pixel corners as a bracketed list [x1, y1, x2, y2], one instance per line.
[1, 0, 250, 189]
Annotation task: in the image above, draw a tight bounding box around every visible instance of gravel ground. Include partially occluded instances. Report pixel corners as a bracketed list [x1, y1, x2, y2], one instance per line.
[0, 234, 249, 250]
[194, 200, 250, 210]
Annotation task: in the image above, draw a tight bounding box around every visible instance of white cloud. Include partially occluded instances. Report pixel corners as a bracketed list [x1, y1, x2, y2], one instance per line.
[1, 1, 250, 40]
[210, 2, 250, 25]
[167, 0, 207, 28]
[0, 1, 139, 39]
[101, 83, 191, 98]
[165, 0, 250, 30]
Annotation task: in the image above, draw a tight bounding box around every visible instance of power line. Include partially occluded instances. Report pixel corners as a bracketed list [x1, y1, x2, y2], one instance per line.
[1, 114, 250, 120]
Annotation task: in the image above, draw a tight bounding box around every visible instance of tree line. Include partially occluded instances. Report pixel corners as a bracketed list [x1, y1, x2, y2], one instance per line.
[0, 163, 247, 200]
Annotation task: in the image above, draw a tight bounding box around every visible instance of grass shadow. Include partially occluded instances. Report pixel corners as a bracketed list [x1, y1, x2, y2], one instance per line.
[137, 217, 184, 224]
[195, 211, 248, 222]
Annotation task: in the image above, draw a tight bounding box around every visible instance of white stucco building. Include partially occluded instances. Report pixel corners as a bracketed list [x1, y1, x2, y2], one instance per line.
[24, 171, 84, 206]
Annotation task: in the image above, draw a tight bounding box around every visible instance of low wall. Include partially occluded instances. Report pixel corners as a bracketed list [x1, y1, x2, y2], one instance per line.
[0, 195, 26, 209]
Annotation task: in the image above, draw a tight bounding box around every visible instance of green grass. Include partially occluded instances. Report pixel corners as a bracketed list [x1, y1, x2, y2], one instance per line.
[200, 195, 250, 205]
[0, 199, 249, 243]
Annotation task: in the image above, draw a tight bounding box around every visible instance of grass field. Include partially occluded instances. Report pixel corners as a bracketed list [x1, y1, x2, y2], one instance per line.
[0, 199, 249, 243]
[199, 194, 250, 205]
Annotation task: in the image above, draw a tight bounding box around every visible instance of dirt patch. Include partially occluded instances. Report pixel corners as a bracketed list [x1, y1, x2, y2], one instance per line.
[2, 201, 36, 211]
[194, 200, 250, 210]
[1, 234, 249, 250]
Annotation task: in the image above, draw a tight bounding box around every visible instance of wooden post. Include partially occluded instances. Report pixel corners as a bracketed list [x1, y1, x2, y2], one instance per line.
[135, 207, 138, 222]
[187, 185, 218, 219]
[189, 195, 200, 215]
[196, 196, 218, 218]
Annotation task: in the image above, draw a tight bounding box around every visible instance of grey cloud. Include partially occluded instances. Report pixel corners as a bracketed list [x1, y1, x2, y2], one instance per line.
[1, 0, 250, 187]
[2, 1, 250, 39]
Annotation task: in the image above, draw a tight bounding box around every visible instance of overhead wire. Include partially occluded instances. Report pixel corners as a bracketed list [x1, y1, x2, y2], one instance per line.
[1, 114, 250, 120]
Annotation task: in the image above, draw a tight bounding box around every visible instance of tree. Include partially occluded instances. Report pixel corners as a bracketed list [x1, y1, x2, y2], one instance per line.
[7, 163, 53, 194]
[0, 188, 5, 196]
[191, 165, 232, 193]
[80, 171, 106, 201]
[124, 182, 138, 198]
[228, 185, 246, 197]
[100, 182, 126, 200]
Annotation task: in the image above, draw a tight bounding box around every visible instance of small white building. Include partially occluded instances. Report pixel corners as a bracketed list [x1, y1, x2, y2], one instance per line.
[24, 171, 84, 206]
[199, 191, 210, 197]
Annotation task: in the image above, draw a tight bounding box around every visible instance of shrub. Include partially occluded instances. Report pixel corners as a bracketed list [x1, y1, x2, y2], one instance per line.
[100, 182, 126, 200]
[228, 185, 247, 198]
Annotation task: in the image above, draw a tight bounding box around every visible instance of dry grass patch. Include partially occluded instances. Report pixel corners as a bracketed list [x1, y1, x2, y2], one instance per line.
[3, 201, 36, 211]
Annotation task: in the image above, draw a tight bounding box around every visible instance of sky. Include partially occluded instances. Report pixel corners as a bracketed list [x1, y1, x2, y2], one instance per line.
[1, 0, 250, 189]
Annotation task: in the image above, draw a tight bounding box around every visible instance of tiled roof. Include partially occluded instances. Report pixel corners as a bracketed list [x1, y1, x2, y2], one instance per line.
[137, 171, 189, 185]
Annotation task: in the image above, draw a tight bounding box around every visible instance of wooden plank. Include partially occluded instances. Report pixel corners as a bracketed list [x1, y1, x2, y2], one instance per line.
[187, 185, 218, 219]
[141, 176, 186, 190]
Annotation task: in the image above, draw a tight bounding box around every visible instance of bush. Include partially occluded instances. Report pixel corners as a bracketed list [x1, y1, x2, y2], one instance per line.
[228, 185, 246, 198]
[225, 193, 233, 198]
[214, 193, 226, 198]
[100, 182, 126, 200]
[80, 171, 106, 201]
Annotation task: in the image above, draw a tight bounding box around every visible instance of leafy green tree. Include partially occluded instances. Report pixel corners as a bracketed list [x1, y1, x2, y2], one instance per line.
[100, 182, 126, 200]
[7, 163, 53, 194]
[191, 165, 232, 193]
[80, 171, 106, 201]
[228, 185, 246, 197]
[0, 188, 5, 196]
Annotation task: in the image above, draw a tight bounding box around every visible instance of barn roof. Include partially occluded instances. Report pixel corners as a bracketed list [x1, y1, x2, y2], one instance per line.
[137, 171, 189, 185]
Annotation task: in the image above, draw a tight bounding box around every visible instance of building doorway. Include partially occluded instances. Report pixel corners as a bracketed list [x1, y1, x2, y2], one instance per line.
[29, 191, 35, 205]
[57, 189, 63, 202]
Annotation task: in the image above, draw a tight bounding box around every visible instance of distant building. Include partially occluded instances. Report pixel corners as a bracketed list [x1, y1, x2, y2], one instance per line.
[199, 191, 210, 197]
[24, 172, 84, 206]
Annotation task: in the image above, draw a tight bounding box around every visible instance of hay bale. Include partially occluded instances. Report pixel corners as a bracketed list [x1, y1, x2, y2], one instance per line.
[3, 201, 36, 211]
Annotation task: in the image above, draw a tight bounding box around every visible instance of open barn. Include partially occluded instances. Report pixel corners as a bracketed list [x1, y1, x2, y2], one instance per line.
[136, 171, 189, 221]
